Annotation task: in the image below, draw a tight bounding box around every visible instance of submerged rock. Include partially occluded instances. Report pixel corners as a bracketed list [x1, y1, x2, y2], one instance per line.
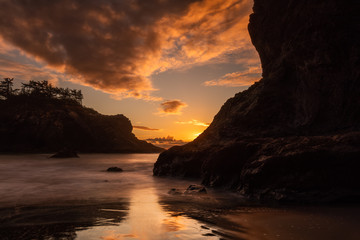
[168, 185, 207, 195]
[50, 149, 79, 158]
[154, 0, 360, 202]
[106, 167, 123, 172]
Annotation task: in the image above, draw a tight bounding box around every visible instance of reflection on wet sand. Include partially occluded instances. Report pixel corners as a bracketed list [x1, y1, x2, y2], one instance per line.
[158, 193, 248, 240]
[0, 202, 129, 240]
[78, 187, 225, 240]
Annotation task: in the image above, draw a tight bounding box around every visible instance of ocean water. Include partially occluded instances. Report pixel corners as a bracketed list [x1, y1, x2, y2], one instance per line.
[0, 154, 359, 240]
[0, 154, 243, 240]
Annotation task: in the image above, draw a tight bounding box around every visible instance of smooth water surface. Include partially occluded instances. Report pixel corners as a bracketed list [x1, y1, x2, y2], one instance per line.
[0, 154, 239, 239]
[0, 154, 359, 240]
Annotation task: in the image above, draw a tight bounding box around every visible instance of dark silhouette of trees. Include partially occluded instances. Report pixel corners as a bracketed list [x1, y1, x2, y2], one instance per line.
[0, 78, 14, 99]
[0, 78, 83, 104]
[74, 89, 83, 104]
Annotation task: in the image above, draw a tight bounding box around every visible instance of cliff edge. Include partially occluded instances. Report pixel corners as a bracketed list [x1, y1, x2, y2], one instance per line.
[154, 0, 360, 202]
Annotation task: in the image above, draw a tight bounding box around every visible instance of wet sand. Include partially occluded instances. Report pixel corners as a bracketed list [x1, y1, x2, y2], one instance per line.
[221, 206, 360, 240]
[159, 192, 360, 240]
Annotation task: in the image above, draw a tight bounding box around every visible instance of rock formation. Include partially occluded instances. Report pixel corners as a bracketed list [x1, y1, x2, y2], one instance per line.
[0, 97, 162, 153]
[154, 0, 360, 202]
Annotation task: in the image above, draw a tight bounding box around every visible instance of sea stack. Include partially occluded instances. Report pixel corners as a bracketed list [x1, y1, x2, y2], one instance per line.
[154, 0, 360, 202]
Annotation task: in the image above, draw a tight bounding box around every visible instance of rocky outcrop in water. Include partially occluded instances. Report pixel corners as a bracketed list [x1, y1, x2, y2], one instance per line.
[154, 0, 360, 202]
[0, 97, 162, 153]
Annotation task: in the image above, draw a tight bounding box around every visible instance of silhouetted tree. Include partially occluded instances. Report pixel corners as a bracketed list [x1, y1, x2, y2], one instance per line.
[4, 78, 83, 104]
[21, 82, 31, 95]
[75, 90, 83, 104]
[62, 88, 70, 100]
[0, 78, 14, 99]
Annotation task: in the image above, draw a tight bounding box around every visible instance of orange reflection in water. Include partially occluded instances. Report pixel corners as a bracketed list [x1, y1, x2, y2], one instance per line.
[162, 216, 186, 232]
[102, 233, 138, 240]
[126, 188, 168, 239]
[89, 187, 207, 240]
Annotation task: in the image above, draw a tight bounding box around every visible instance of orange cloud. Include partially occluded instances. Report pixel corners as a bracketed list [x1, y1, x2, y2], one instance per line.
[175, 119, 209, 127]
[158, 100, 187, 115]
[133, 126, 160, 131]
[164, 0, 254, 63]
[204, 65, 262, 87]
[0, 0, 257, 99]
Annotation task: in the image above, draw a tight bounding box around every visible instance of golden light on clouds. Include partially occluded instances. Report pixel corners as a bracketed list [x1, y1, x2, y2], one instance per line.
[176, 119, 209, 127]
[204, 65, 262, 87]
[0, 0, 255, 100]
[170, 0, 254, 63]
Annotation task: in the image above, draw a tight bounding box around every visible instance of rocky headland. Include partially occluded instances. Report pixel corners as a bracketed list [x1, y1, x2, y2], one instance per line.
[0, 94, 162, 153]
[154, 0, 360, 202]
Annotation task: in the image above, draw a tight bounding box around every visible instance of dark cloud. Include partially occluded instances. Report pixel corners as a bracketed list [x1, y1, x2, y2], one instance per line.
[0, 0, 253, 98]
[133, 125, 159, 131]
[159, 100, 187, 115]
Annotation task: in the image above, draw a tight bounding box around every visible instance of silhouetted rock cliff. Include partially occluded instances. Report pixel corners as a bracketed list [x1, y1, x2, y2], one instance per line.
[0, 97, 162, 153]
[154, 0, 360, 202]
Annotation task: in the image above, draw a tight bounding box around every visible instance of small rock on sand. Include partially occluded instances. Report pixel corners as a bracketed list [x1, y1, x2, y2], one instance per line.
[106, 167, 123, 172]
[184, 184, 207, 194]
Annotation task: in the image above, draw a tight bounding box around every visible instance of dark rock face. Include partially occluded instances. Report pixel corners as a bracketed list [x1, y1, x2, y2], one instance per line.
[154, 0, 360, 202]
[0, 98, 162, 153]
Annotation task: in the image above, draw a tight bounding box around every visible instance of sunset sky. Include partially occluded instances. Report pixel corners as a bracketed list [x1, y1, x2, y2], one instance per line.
[0, 0, 261, 141]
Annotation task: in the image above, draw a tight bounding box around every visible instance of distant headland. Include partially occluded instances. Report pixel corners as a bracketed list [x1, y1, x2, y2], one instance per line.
[0, 78, 163, 153]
